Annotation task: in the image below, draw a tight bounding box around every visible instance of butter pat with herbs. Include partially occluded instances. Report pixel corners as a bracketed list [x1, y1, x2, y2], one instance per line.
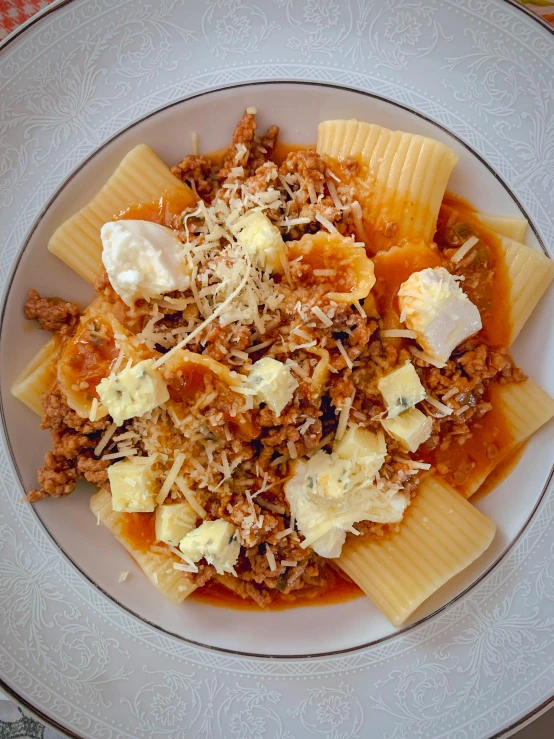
[155, 502, 197, 546]
[378, 362, 426, 418]
[248, 357, 298, 416]
[234, 211, 286, 272]
[398, 267, 482, 365]
[179, 519, 240, 575]
[109, 459, 157, 512]
[97, 358, 169, 426]
[381, 407, 432, 452]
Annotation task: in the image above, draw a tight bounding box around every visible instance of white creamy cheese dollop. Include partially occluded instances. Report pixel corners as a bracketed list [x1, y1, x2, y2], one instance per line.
[398, 267, 482, 366]
[101, 220, 190, 306]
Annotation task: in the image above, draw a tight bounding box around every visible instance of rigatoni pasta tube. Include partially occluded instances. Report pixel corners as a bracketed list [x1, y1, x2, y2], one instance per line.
[338, 475, 496, 626]
[317, 120, 458, 251]
[48, 145, 197, 284]
[10, 336, 62, 415]
[497, 235, 554, 345]
[90, 489, 197, 604]
[477, 213, 527, 242]
[463, 379, 554, 498]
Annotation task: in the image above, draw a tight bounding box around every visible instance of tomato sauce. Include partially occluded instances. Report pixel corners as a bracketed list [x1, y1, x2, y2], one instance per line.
[58, 316, 120, 405]
[472, 442, 527, 501]
[167, 362, 216, 403]
[117, 189, 197, 225]
[418, 383, 515, 497]
[119, 512, 156, 552]
[439, 194, 512, 347]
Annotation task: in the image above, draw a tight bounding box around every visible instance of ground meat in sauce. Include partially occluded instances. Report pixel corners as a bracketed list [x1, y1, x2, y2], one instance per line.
[27, 383, 110, 502]
[23, 109, 529, 608]
[24, 288, 80, 336]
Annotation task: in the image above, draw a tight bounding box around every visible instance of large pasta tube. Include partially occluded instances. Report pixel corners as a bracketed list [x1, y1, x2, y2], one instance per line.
[10, 336, 62, 415]
[317, 120, 458, 251]
[338, 475, 496, 626]
[48, 145, 197, 284]
[477, 214, 527, 242]
[498, 236, 554, 344]
[90, 489, 197, 604]
[461, 379, 554, 498]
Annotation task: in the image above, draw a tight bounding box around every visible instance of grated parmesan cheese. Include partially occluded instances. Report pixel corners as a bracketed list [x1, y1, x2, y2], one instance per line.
[275, 528, 293, 540]
[265, 545, 277, 571]
[118, 571, 130, 583]
[451, 235, 479, 264]
[335, 339, 353, 370]
[335, 390, 356, 442]
[94, 423, 118, 456]
[425, 395, 453, 416]
[315, 211, 338, 233]
[157, 452, 185, 504]
[175, 476, 207, 518]
[380, 329, 418, 339]
[409, 346, 446, 369]
[311, 306, 333, 327]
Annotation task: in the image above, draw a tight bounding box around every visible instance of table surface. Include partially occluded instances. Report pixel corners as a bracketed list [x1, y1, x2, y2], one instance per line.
[0, 0, 553, 737]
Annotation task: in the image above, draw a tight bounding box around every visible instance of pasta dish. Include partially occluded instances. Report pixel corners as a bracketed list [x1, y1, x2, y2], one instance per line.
[12, 110, 554, 625]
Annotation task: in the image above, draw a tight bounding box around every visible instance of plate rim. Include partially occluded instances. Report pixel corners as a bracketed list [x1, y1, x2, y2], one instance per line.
[0, 2, 553, 738]
[2, 78, 553, 660]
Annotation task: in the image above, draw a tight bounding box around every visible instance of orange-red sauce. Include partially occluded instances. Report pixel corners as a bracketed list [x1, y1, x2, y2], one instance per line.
[191, 570, 363, 610]
[473, 441, 527, 501]
[59, 317, 119, 403]
[272, 142, 310, 166]
[439, 194, 512, 347]
[372, 241, 444, 318]
[120, 512, 156, 552]
[166, 362, 216, 403]
[117, 189, 197, 225]
[418, 384, 514, 497]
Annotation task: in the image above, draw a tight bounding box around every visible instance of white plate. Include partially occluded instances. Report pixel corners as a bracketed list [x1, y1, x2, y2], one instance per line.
[0, 1, 553, 737]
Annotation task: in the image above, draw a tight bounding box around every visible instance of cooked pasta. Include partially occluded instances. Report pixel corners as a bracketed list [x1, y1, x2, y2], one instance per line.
[11, 336, 61, 415]
[14, 109, 553, 623]
[317, 119, 458, 251]
[48, 144, 196, 284]
[499, 236, 554, 344]
[90, 489, 197, 603]
[338, 475, 496, 626]
[477, 213, 527, 242]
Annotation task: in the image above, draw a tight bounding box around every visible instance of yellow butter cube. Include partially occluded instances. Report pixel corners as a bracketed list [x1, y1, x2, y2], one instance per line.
[109, 460, 157, 512]
[381, 407, 432, 453]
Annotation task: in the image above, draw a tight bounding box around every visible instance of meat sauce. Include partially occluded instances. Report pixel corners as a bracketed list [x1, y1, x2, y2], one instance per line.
[58, 316, 120, 406]
[117, 189, 197, 225]
[191, 570, 362, 610]
[107, 158, 516, 610]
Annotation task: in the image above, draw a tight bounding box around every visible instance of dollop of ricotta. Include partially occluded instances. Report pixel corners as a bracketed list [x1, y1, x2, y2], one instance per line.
[101, 220, 190, 306]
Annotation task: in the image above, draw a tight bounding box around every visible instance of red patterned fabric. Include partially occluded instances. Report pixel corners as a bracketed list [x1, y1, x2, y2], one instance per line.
[0, 0, 51, 40]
